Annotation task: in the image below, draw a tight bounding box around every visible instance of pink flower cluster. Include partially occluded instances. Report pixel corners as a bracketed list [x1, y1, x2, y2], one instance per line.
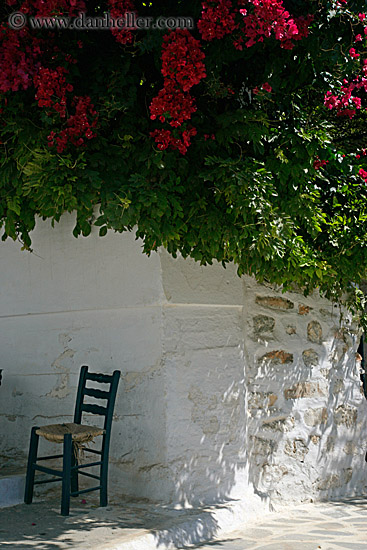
[324, 65, 367, 119]
[253, 81, 272, 94]
[241, 0, 313, 50]
[150, 30, 206, 154]
[198, 0, 313, 51]
[359, 168, 367, 183]
[324, 14, 367, 120]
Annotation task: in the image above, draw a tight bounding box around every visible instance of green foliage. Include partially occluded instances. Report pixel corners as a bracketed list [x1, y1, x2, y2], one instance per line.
[2, 1, 367, 327]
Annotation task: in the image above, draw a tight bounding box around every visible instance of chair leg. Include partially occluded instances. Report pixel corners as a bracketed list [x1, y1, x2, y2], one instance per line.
[100, 452, 108, 507]
[61, 433, 72, 516]
[24, 426, 40, 504]
[70, 444, 78, 496]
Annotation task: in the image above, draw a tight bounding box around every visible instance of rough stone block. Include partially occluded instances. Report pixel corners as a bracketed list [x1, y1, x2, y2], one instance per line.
[253, 315, 275, 334]
[304, 407, 328, 427]
[343, 468, 353, 484]
[316, 473, 341, 490]
[268, 394, 278, 407]
[343, 442, 358, 455]
[262, 415, 295, 432]
[259, 350, 293, 365]
[261, 463, 288, 485]
[334, 328, 353, 345]
[248, 391, 278, 410]
[255, 295, 294, 311]
[284, 382, 327, 400]
[284, 439, 309, 462]
[298, 304, 312, 315]
[250, 436, 276, 456]
[333, 378, 344, 394]
[334, 405, 358, 428]
[307, 321, 323, 344]
[302, 349, 319, 367]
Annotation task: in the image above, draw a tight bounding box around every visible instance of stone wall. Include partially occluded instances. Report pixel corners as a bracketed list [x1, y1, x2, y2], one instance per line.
[243, 277, 367, 504]
[1, 216, 367, 511]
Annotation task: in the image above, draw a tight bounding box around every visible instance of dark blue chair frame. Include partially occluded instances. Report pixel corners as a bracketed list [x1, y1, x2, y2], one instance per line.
[24, 365, 120, 515]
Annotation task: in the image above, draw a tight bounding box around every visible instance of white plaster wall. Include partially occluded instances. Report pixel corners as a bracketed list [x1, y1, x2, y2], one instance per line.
[1, 216, 367, 510]
[0, 215, 166, 501]
[159, 252, 260, 509]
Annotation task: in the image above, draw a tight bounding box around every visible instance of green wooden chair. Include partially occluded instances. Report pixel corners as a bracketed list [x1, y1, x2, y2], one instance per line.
[24, 365, 120, 515]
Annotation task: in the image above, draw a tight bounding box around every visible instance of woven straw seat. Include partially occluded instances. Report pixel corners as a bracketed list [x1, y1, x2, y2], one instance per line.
[36, 423, 104, 444]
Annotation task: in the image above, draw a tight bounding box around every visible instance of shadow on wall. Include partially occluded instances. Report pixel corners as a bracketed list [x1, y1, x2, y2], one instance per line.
[154, 278, 367, 526]
[155, 302, 255, 512]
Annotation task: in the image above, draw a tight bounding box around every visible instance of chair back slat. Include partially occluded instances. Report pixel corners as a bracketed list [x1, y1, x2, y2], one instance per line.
[86, 372, 114, 383]
[81, 403, 108, 416]
[84, 388, 110, 400]
[73, 366, 120, 428]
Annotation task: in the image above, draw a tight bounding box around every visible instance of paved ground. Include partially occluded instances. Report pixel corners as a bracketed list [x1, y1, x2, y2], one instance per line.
[0, 495, 366, 550]
[191, 496, 367, 550]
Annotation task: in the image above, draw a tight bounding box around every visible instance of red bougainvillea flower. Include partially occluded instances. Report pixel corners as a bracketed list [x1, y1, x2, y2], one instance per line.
[5, 0, 86, 16]
[150, 29, 206, 154]
[150, 81, 197, 127]
[34, 65, 70, 117]
[108, 0, 136, 45]
[47, 95, 98, 153]
[161, 29, 206, 92]
[1, 0, 99, 153]
[313, 157, 328, 169]
[241, 0, 313, 50]
[0, 26, 43, 93]
[359, 168, 367, 182]
[198, 0, 239, 41]
[349, 47, 360, 58]
[150, 127, 197, 155]
[198, 0, 313, 51]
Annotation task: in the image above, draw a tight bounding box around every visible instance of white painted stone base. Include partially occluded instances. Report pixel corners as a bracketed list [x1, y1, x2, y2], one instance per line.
[0, 474, 25, 508]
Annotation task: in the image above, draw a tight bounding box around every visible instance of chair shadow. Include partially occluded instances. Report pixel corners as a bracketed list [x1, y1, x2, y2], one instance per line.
[0, 496, 224, 550]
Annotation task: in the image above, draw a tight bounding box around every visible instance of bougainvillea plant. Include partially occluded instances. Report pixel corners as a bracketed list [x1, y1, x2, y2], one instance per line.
[2, 0, 367, 326]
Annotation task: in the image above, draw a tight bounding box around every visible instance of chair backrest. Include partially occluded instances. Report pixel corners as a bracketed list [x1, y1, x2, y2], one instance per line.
[73, 366, 120, 436]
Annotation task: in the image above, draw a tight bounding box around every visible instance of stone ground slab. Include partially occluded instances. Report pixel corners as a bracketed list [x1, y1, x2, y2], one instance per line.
[192, 496, 367, 550]
[0, 496, 366, 550]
